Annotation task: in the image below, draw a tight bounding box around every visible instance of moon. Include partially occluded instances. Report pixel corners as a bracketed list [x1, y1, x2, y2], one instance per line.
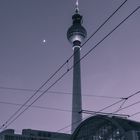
[43, 39, 46, 43]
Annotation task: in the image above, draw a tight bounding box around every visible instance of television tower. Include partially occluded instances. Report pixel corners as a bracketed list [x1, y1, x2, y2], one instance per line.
[67, 0, 87, 133]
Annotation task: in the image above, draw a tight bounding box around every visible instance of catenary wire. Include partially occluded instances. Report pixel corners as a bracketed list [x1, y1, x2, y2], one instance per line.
[57, 99, 124, 133]
[0, 62, 67, 129]
[57, 5, 140, 133]
[79, 6, 140, 63]
[114, 91, 140, 113]
[81, 110, 129, 117]
[125, 90, 140, 99]
[80, 0, 128, 48]
[57, 97, 140, 133]
[82, 91, 140, 116]
[115, 99, 127, 112]
[0, 0, 128, 98]
[2, 6, 139, 130]
[0, 86, 122, 99]
[56, 7, 140, 132]
[114, 100, 140, 114]
[82, 91, 140, 117]
[0, 0, 128, 130]
[0, 101, 72, 113]
[130, 112, 140, 118]
[62, 90, 140, 133]
[115, 91, 140, 112]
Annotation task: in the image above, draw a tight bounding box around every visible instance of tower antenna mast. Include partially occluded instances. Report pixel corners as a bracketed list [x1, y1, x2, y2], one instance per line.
[75, 0, 79, 13]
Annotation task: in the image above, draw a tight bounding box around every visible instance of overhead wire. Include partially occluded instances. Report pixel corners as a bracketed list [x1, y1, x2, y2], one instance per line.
[2, 5, 139, 130]
[115, 99, 127, 112]
[114, 100, 140, 114]
[114, 91, 140, 113]
[130, 112, 140, 118]
[79, 6, 140, 62]
[0, 62, 67, 129]
[60, 97, 140, 133]
[0, 101, 72, 113]
[0, 86, 122, 99]
[61, 90, 140, 133]
[0, 0, 128, 130]
[82, 91, 140, 117]
[56, 6, 140, 132]
[57, 99, 124, 133]
[80, 0, 128, 48]
[82, 91, 140, 116]
[81, 110, 129, 117]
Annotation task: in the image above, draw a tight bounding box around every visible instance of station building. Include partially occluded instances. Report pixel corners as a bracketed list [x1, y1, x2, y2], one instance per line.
[71, 115, 140, 140]
[1, 115, 140, 140]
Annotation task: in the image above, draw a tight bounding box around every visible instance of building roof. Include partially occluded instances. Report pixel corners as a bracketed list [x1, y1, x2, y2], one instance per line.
[72, 115, 140, 140]
[0, 129, 71, 140]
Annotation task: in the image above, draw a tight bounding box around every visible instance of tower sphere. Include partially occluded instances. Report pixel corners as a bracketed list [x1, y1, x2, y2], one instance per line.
[67, 13, 87, 45]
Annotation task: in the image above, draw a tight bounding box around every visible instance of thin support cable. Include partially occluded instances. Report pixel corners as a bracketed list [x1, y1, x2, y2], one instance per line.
[0, 0, 128, 129]
[3, 6, 140, 130]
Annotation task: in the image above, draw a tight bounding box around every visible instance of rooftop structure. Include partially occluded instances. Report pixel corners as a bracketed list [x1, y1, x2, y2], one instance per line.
[0, 129, 71, 140]
[71, 115, 140, 140]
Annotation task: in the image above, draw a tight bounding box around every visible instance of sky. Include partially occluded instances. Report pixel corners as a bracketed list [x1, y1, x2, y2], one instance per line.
[0, 0, 140, 134]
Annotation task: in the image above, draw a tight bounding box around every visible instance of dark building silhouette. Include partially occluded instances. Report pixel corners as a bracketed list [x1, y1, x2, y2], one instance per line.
[1, 116, 140, 140]
[0, 129, 70, 140]
[71, 115, 140, 140]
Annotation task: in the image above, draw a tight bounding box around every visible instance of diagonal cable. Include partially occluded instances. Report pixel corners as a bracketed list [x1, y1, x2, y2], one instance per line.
[0, 0, 128, 130]
[56, 7, 140, 132]
[3, 6, 140, 130]
[57, 99, 124, 132]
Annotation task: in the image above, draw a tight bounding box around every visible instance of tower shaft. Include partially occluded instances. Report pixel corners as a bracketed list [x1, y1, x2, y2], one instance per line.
[72, 46, 82, 132]
[67, 3, 87, 133]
